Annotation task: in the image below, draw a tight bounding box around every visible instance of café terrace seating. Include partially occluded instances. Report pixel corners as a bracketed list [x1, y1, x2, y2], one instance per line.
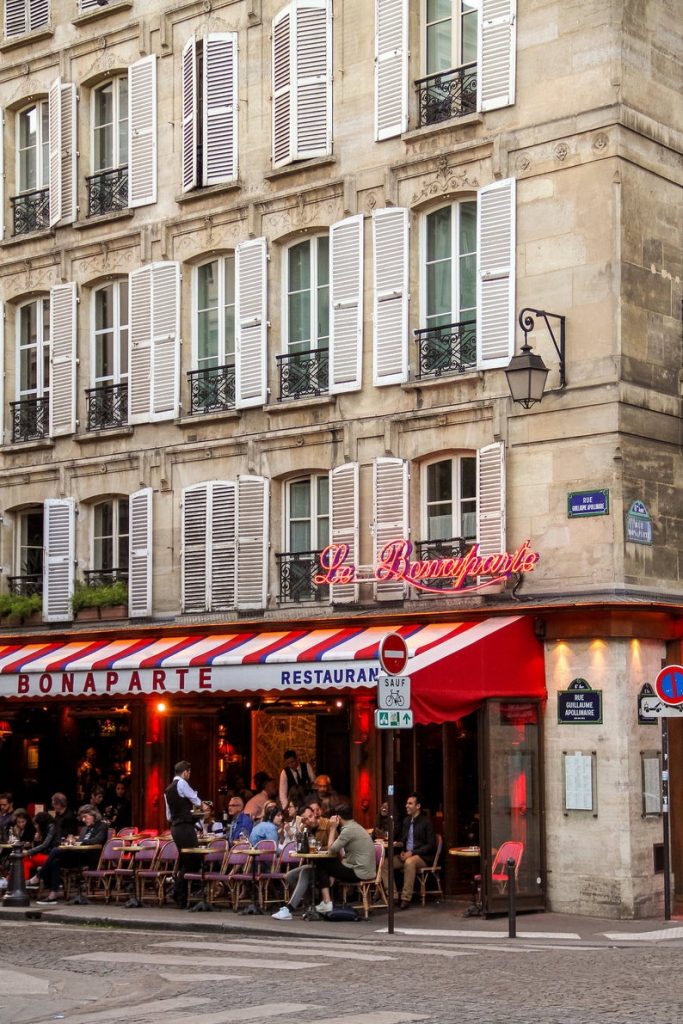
[82, 837, 126, 902]
[338, 841, 387, 920]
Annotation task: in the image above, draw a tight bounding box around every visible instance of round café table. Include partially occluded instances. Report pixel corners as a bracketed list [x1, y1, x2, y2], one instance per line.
[180, 846, 217, 912]
[448, 846, 482, 916]
[296, 850, 337, 920]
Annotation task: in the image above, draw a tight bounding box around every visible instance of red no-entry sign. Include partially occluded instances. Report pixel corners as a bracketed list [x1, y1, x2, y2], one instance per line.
[655, 665, 683, 705]
[379, 633, 409, 676]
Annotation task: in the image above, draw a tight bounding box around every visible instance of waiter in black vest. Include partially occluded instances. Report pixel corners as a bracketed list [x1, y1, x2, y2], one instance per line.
[164, 760, 202, 907]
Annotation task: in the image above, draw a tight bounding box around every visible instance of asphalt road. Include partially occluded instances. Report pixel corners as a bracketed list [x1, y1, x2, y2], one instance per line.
[2, 918, 683, 1024]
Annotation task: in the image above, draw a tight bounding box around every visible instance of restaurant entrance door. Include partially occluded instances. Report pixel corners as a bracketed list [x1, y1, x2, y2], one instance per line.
[479, 699, 545, 914]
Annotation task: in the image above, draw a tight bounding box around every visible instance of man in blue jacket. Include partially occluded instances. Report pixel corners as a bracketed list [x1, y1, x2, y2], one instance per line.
[225, 795, 252, 845]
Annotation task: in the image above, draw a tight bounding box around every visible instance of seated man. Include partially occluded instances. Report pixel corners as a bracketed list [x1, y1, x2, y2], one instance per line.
[313, 803, 376, 915]
[35, 804, 108, 905]
[382, 792, 436, 909]
[271, 802, 332, 920]
[225, 796, 252, 845]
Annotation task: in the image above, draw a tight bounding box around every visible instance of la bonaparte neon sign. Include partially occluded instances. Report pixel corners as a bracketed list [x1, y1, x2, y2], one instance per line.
[315, 539, 540, 595]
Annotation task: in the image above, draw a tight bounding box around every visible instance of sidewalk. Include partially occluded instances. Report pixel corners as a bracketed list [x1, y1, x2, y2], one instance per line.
[2, 896, 682, 947]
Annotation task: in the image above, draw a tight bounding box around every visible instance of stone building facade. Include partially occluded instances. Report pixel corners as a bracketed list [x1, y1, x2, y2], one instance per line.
[0, 0, 680, 918]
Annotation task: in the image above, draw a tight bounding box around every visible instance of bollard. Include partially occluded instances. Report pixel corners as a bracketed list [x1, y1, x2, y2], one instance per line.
[3, 846, 30, 908]
[506, 857, 516, 939]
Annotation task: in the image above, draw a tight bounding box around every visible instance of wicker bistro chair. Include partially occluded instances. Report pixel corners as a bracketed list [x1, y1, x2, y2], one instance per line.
[137, 840, 179, 906]
[112, 838, 160, 902]
[417, 834, 444, 905]
[82, 838, 126, 902]
[339, 842, 387, 919]
[183, 838, 228, 908]
[260, 841, 300, 908]
[253, 840, 278, 908]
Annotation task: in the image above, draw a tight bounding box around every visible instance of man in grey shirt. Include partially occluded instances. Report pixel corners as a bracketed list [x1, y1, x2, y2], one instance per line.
[314, 803, 376, 915]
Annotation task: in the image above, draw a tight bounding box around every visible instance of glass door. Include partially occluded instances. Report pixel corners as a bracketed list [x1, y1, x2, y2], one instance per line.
[479, 700, 545, 914]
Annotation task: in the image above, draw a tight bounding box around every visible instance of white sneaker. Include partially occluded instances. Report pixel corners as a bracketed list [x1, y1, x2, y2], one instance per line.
[315, 899, 333, 914]
[272, 906, 293, 920]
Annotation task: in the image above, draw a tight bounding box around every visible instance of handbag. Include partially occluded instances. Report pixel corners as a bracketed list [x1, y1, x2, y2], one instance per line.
[323, 904, 359, 921]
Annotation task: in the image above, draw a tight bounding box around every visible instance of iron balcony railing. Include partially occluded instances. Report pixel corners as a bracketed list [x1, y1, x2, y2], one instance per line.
[10, 396, 49, 443]
[86, 165, 129, 217]
[277, 348, 329, 401]
[414, 537, 470, 592]
[416, 63, 478, 127]
[8, 574, 43, 597]
[85, 382, 128, 431]
[414, 320, 477, 380]
[83, 568, 129, 587]
[277, 550, 329, 604]
[11, 187, 50, 236]
[187, 363, 236, 414]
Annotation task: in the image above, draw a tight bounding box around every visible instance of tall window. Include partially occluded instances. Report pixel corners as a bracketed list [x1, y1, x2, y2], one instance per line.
[17, 508, 44, 583]
[425, 0, 478, 74]
[16, 101, 49, 194]
[424, 456, 476, 542]
[93, 498, 129, 577]
[93, 281, 129, 387]
[92, 77, 129, 173]
[288, 475, 329, 553]
[287, 237, 329, 355]
[195, 256, 235, 370]
[425, 201, 476, 330]
[17, 297, 50, 401]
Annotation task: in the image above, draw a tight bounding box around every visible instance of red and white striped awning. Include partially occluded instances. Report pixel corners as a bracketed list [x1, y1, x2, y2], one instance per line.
[0, 617, 545, 723]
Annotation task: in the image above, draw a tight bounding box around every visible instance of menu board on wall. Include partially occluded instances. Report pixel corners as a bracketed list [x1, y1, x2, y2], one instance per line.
[563, 751, 596, 812]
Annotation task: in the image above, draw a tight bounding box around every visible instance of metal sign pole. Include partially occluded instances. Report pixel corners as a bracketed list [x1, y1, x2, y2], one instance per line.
[387, 728, 395, 935]
[661, 717, 671, 921]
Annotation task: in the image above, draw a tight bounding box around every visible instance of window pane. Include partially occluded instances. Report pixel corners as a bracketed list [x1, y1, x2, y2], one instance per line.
[288, 242, 310, 292]
[119, 280, 129, 327]
[94, 84, 114, 171]
[427, 207, 452, 261]
[94, 83, 113, 129]
[119, 327, 129, 377]
[317, 476, 329, 515]
[95, 501, 113, 538]
[197, 261, 218, 312]
[118, 77, 129, 164]
[426, 21, 452, 74]
[198, 309, 219, 365]
[428, 461, 452, 503]
[461, 6, 478, 64]
[427, 261, 451, 322]
[224, 256, 236, 361]
[459, 253, 476, 317]
[427, 0, 451, 19]
[96, 332, 114, 380]
[40, 103, 49, 188]
[290, 521, 311, 552]
[20, 303, 37, 347]
[95, 286, 113, 332]
[288, 292, 311, 348]
[290, 480, 311, 519]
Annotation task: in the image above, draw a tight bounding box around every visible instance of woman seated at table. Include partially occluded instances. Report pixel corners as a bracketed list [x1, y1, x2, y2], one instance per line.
[10, 808, 35, 845]
[25, 812, 59, 883]
[249, 803, 283, 846]
[195, 800, 224, 838]
[33, 804, 109, 905]
[281, 798, 302, 845]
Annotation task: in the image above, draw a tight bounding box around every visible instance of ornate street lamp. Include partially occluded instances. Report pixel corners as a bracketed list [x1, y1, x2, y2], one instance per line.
[505, 308, 566, 409]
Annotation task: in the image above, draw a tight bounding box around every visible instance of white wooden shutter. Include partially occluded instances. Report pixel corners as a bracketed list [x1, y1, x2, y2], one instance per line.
[0, 108, 4, 241]
[375, 0, 408, 140]
[59, 83, 77, 224]
[373, 457, 408, 601]
[204, 33, 238, 186]
[129, 262, 180, 424]
[476, 177, 515, 369]
[129, 487, 152, 618]
[294, 0, 331, 160]
[235, 237, 267, 408]
[478, 0, 516, 112]
[236, 475, 268, 610]
[4, 0, 26, 36]
[211, 480, 237, 610]
[373, 207, 409, 385]
[28, 0, 48, 30]
[181, 36, 198, 193]
[477, 441, 505, 556]
[49, 283, 76, 437]
[330, 215, 363, 394]
[128, 55, 157, 208]
[0, 302, 4, 445]
[79, 0, 104, 12]
[329, 462, 359, 604]
[272, 7, 292, 167]
[182, 483, 208, 612]
[48, 78, 62, 227]
[43, 497, 75, 623]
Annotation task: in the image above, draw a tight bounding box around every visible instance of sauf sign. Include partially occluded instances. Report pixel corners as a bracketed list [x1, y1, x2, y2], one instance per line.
[315, 539, 540, 595]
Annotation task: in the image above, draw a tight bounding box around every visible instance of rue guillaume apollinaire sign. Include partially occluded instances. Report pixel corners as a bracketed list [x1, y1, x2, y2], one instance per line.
[567, 490, 609, 518]
[314, 539, 540, 596]
[558, 678, 603, 724]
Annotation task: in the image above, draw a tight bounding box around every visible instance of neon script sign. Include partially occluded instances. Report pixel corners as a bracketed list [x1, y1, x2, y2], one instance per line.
[315, 539, 540, 595]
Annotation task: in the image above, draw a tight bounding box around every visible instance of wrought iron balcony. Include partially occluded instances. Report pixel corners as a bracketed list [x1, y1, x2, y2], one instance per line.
[85, 382, 128, 431]
[10, 396, 49, 443]
[277, 348, 329, 401]
[416, 63, 477, 127]
[83, 568, 129, 587]
[11, 187, 50, 236]
[187, 363, 236, 415]
[86, 166, 129, 217]
[413, 537, 470, 592]
[277, 550, 329, 604]
[414, 319, 476, 380]
[8, 574, 43, 597]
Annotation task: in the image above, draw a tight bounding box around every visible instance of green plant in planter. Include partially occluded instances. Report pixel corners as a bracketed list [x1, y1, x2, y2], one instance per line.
[72, 579, 128, 613]
[0, 591, 43, 623]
